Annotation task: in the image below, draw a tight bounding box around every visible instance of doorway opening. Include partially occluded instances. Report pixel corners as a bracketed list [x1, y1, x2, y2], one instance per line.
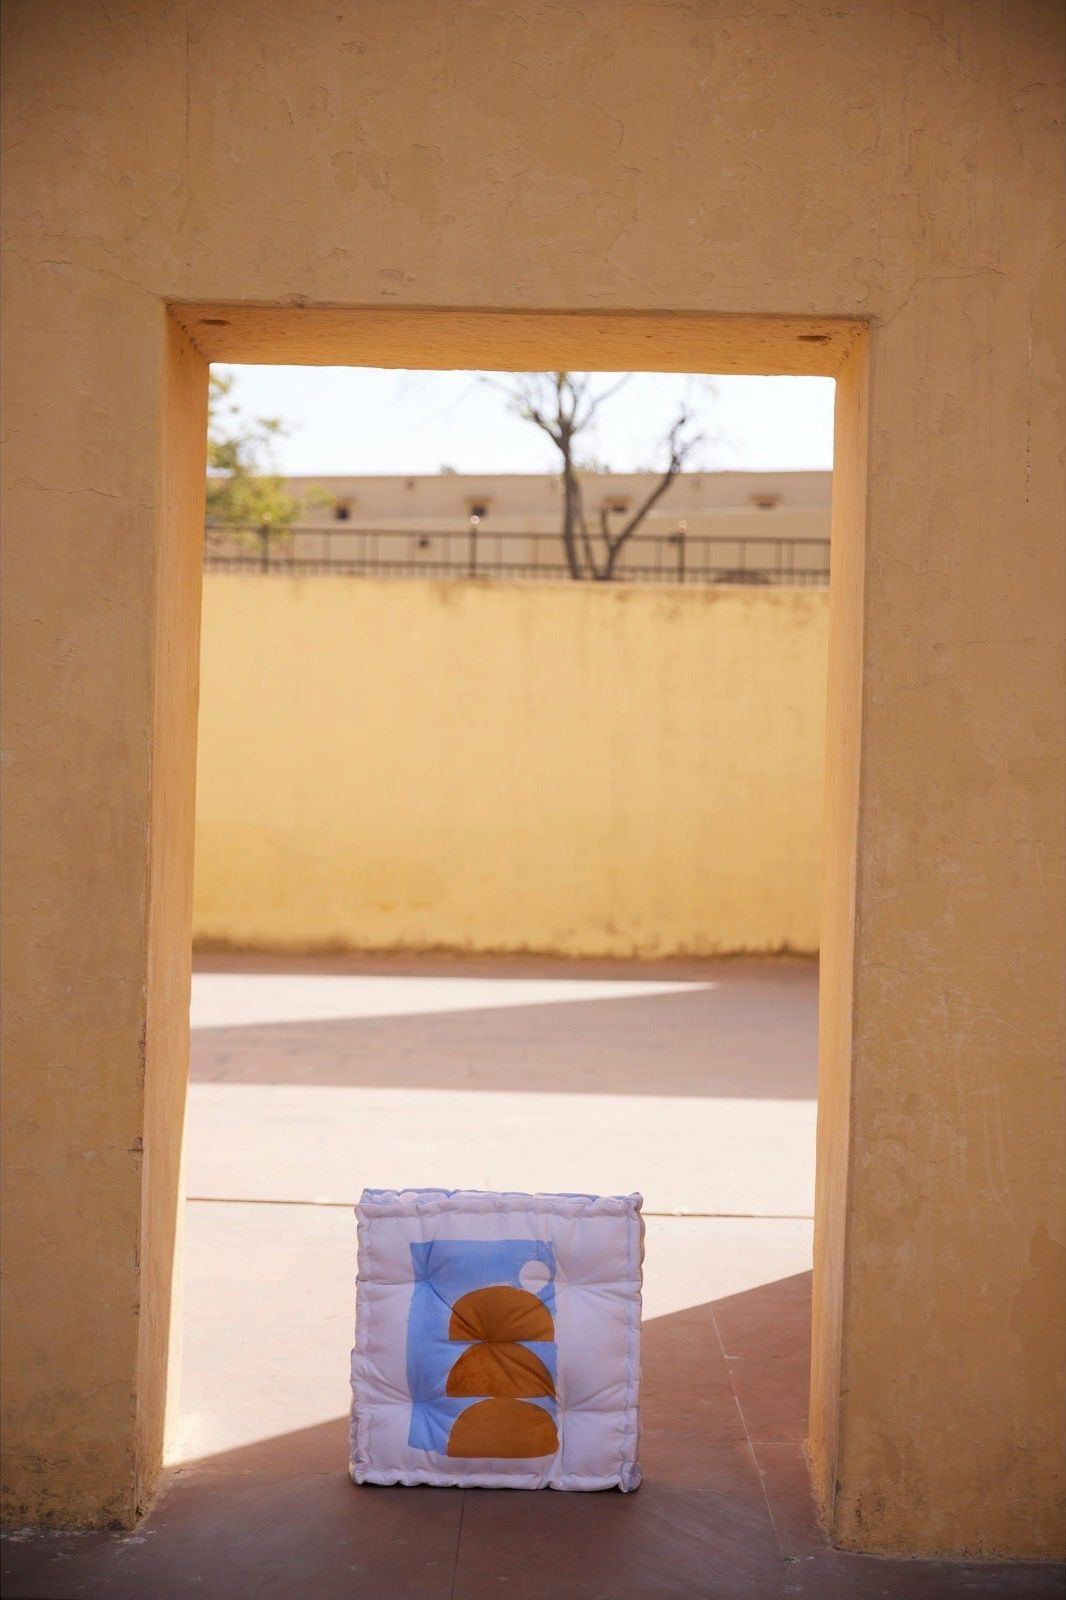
[153, 305, 868, 1589]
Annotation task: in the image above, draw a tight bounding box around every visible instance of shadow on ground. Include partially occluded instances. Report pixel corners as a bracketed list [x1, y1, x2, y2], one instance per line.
[189, 956, 819, 1099]
[4, 1272, 1061, 1600]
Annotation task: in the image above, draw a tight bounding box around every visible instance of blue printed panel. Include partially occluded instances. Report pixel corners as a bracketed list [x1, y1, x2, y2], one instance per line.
[406, 1238, 557, 1455]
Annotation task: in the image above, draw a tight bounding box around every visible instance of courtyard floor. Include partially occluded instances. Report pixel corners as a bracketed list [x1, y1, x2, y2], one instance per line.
[3, 955, 1061, 1599]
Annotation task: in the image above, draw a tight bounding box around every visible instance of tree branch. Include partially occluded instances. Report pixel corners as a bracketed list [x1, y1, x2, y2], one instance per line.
[600, 409, 701, 578]
[480, 373, 707, 582]
[575, 372, 631, 432]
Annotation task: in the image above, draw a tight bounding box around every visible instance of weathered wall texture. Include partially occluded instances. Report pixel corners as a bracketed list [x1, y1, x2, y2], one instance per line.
[193, 577, 828, 958]
[2, 0, 1063, 1560]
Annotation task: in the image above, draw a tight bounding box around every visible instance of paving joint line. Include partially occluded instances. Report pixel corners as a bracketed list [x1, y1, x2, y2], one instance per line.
[184, 1195, 814, 1220]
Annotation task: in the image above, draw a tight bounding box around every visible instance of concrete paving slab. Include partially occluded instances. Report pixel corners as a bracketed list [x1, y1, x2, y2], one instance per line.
[184, 959, 818, 1217]
[4, 960, 1061, 1598]
[188, 957, 819, 1101]
[171, 1202, 816, 1465]
[5, 1203, 1058, 1598]
[190, 970, 719, 1030]
[184, 1081, 816, 1215]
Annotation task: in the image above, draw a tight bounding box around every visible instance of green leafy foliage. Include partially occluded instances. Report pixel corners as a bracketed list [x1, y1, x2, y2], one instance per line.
[206, 371, 300, 534]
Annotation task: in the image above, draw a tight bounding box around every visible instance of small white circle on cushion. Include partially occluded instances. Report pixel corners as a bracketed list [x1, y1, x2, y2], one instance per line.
[519, 1259, 552, 1293]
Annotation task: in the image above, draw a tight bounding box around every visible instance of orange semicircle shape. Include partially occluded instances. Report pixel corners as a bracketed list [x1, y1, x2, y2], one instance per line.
[448, 1284, 553, 1344]
[446, 1340, 555, 1399]
[447, 1398, 559, 1459]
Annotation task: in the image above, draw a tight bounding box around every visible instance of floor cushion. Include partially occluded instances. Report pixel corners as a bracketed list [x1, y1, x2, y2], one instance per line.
[350, 1188, 644, 1490]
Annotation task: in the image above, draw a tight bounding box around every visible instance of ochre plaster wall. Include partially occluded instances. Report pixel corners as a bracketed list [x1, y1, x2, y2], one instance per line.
[1, 296, 207, 1522]
[193, 577, 828, 958]
[2, 0, 1063, 1559]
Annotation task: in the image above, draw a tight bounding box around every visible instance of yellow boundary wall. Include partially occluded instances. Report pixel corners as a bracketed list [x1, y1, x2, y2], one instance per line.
[193, 575, 828, 957]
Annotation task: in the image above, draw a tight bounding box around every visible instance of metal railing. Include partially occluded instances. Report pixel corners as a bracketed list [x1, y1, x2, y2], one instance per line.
[204, 524, 830, 587]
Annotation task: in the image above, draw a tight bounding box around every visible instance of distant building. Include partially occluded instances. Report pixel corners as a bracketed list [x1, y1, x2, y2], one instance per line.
[206, 470, 831, 584]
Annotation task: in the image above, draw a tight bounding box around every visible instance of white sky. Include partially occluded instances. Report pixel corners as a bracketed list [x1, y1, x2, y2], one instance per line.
[216, 366, 835, 478]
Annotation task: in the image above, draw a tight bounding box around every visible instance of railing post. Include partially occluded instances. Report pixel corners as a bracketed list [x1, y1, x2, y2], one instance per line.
[468, 513, 479, 578]
[676, 520, 687, 584]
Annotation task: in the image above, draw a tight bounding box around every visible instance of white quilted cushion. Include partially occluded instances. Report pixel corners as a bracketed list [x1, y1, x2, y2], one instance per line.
[350, 1188, 644, 1491]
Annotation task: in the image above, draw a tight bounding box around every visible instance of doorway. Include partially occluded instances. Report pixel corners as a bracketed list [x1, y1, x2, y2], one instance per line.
[155, 307, 869, 1579]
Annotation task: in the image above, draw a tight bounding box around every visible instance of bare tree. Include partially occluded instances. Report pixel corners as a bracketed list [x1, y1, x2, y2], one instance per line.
[489, 372, 703, 579]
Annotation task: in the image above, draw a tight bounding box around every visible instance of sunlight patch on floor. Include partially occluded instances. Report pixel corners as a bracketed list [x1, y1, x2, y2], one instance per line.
[167, 1201, 813, 1465]
[190, 972, 715, 1031]
[184, 1083, 815, 1216]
